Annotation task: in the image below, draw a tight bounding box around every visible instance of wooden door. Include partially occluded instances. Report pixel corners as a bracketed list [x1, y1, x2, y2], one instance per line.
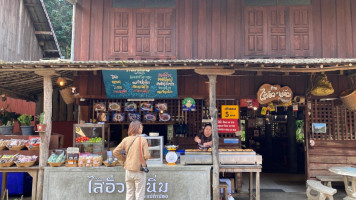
[290, 7, 312, 57]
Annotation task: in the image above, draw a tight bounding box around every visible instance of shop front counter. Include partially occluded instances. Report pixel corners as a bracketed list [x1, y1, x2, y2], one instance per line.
[43, 165, 211, 200]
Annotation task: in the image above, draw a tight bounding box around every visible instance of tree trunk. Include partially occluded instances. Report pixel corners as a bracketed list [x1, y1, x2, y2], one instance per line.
[209, 75, 220, 200]
[35, 71, 54, 200]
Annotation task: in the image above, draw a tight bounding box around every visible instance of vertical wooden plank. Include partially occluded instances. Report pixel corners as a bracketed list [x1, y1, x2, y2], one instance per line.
[349, 110, 352, 140]
[344, 107, 348, 140]
[184, 0, 193, 58]
[59, 95, 66, 121]
[321, 0, 337, 57]
[220, 0, 227, 58]
[197, 0, 207, 58]
[226, 0, 235, 59]
[311, 0, 322, 57]
[331, 100, 334, 139]
[52, 89, 59, 121]
[67, 104, 74, 121]
[352, 0, 356, 57]
[336, 106, 340, 140]
[211, 0, 221, 58]
[336, 0, 347, 57]
[234, 76, 241, 98]
[78, 72, 88, 96]
[79, 0, 91, 60]
[102, 0, 111, 60]
[91, 0, 104, 60]
[177, 0, 185, 59]
[192, 0, 199, 59]
[234, 0, 243, 58]
[343, 0, 353, 58]
[206, 0, 213, 58]
[74, 0, 83, 60]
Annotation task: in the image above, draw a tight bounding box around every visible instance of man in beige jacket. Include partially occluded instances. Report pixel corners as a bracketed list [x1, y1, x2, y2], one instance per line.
[113, 121, 150, 200]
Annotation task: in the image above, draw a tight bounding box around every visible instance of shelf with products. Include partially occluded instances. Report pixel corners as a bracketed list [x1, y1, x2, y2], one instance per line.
[145, 136, 163, 165]
[73, 124, 110, 158]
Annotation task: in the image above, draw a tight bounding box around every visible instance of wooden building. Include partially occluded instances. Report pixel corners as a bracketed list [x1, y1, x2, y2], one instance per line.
[67, 0, 356, 179]
[1, 2, 356, 198]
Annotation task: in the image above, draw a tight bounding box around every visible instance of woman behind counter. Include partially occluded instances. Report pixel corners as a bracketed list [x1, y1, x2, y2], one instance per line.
[194, 123, 213, 147]
[113, 121, 150, 200]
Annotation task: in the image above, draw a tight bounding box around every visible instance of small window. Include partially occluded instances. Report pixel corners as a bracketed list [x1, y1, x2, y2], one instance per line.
[278, 0, 311, 5]
[245, 0, 276, 6]
[113, 0, 175, 8]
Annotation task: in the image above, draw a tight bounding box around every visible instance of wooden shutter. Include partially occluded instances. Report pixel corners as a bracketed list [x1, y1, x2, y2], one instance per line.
[268, 7, 288, 56]
[290, 7, 312, 57]
[244, 8, 267, 56]
[134, 10, 152, 56]
[155, 9, 175, 57]
[112, 10, 132, 56]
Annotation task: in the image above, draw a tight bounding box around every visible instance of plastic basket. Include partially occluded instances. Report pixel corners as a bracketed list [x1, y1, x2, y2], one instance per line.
[340, 89, 356, 111]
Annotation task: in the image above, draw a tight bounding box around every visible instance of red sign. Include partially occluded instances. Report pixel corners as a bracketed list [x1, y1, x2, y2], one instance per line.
[218, 119, 239, 133]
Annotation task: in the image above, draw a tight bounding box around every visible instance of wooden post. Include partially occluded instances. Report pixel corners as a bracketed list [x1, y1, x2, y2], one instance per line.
[208, 75, 219, 200]
[35, 70, 55, 200]
[194, 69, 234, 200]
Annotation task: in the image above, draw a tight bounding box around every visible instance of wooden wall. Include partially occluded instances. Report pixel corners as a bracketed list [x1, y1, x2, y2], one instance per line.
[0, 0, 43, 62]
[74, 0, 356, 60]
[74, 71, 350, 100]
[306, 100, 356, 178]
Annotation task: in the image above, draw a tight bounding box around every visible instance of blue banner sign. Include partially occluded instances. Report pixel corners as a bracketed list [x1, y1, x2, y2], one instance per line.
[102, 70, 178, 99]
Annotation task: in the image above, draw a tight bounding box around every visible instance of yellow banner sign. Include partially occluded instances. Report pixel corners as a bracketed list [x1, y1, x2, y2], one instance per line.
[221, 105, 239, 119]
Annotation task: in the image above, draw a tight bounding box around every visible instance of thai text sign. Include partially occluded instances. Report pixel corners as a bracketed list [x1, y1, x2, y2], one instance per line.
[102, 70, 178, 99]
[218, 119, 239, 133]
[221, 105, 239, 119]
[257, 84, 293, 104]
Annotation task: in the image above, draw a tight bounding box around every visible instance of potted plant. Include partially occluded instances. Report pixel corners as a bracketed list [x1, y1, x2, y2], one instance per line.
[17, 114, 34, 135]
[36, 112, 46, 132]
[0, 105, 18, 135]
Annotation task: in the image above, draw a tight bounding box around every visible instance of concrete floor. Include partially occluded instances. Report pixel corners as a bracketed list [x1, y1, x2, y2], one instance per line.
[231, 173, 347, 200]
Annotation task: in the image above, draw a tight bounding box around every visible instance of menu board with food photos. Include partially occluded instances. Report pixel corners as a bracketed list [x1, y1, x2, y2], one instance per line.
[102, 70, 178, 99]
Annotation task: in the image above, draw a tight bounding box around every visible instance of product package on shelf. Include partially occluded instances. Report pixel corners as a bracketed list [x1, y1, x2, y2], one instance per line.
[16, 155, 37, 167]
[48, 150, 66, 167]
[0, 154, 18, 167]
[65, 147, 79, 167]
[0, 139, 7, 150]
[26, 136, 40, 150]
[103, 151, 118, 167]
[78, 153, 102, 167]
[6, 139, 28, 150]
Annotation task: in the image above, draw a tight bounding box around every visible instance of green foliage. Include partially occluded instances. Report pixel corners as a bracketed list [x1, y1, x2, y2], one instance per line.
[44, 0, 73, 58]
[0, 105, 19, 126]
[37, 112, 45, 124]
[17, 114, 33, 126]
[296, 120, 304, 143]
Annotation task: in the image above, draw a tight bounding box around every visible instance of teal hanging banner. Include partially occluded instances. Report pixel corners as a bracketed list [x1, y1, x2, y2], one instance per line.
[102, 70, 178, 99]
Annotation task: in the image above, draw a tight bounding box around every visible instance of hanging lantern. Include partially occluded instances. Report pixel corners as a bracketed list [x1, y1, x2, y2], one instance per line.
[310, 74, 334, 96]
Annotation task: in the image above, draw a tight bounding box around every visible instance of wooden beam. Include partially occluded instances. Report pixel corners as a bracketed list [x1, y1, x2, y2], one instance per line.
[194, 68, 235, 75]
[34, 31, 53, 35]
[208, 75, 219, 200]
[37, 73, 53, 200]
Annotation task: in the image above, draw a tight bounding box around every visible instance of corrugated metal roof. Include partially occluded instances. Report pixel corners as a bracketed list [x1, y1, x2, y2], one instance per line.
[24, 0, 61, 58]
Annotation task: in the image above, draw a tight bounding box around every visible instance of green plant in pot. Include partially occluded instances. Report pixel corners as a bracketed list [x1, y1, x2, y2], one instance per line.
[0, 105, 18, 135]
[17, 114, 34, 135]
[36, 112, 46, 132]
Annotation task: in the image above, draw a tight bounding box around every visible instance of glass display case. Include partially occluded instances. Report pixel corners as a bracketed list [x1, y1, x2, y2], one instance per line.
[73, 124, 110, 158]
[145, 136, 163, 165]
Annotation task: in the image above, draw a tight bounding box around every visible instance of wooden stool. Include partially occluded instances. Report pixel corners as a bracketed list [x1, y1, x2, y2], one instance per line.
[219, 182, 228, 200]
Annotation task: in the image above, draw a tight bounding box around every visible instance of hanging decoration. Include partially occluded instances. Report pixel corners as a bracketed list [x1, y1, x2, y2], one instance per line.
[310, 74, 334, 96]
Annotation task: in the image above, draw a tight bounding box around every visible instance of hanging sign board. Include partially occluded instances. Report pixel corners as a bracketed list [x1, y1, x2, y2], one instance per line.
[102, 70, 178, 99]
[218, 119, 239, 133]
[221, 105, 239, 119]
[257, 84, 293, 104]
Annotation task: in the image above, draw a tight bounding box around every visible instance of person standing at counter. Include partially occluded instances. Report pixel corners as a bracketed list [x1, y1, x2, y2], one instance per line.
[194, 123, 213, 148]
[113, 121, 150, 200]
